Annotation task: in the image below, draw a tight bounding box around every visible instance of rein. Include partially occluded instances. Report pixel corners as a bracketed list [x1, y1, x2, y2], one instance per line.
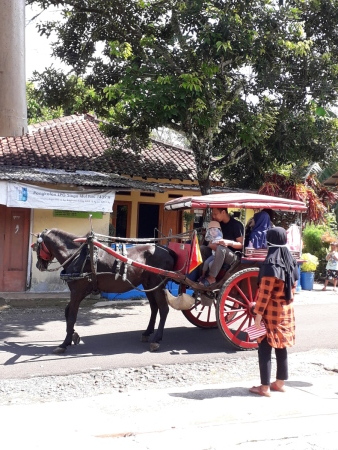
[94, 229, 201, 244]
[40, 240, 88, 272]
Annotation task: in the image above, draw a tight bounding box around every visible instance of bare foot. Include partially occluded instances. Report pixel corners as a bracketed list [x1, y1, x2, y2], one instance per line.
[270, 381, 286, 392]
[249, 385, 271, 397]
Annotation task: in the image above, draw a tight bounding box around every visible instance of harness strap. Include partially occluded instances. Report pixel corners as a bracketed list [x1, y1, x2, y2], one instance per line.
[88, 233, 99, 294]
[122, 244, 128, 281]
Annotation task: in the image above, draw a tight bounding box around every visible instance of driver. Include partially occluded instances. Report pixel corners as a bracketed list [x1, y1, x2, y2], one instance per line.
[199, 208, 244, 286]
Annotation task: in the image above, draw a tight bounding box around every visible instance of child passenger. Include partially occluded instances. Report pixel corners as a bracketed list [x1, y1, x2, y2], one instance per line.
[200, 221, 223, 280]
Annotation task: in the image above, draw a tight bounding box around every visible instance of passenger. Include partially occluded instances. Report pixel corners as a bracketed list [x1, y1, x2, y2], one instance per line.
[322, 242, 338, 292]
[199, 208, 244, 286]
[245, 209, 272, 249]
[199, 221, 223, 280]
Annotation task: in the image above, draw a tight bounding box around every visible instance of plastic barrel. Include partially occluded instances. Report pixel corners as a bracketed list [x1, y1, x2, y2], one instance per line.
[300, 271, 314, 291]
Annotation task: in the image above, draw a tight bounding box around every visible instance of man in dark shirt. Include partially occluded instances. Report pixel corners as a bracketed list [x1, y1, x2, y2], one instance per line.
[200, 207, 244, 286]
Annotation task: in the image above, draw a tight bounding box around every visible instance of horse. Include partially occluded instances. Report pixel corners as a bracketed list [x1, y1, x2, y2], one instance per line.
[31, 228, 178, 354]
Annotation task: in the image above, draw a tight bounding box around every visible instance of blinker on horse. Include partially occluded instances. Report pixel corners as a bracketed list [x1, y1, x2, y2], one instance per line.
[32, 228, 177, 354]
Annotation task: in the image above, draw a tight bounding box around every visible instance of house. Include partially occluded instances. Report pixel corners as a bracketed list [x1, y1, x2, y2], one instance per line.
[0, 114, 224, 293]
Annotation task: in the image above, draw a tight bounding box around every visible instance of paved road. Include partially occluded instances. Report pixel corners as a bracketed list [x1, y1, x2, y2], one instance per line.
[0, 284, 337, 380]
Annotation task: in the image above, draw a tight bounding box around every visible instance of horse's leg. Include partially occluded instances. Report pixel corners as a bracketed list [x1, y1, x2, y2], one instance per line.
[144, 286, 169, 352]
[52, 282, 89, 354]
[141, 295, 158, 343]
[64, 303, 81, 345]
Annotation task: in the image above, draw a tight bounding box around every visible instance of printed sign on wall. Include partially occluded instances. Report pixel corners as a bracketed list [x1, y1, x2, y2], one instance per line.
[2, 182, 115, 212]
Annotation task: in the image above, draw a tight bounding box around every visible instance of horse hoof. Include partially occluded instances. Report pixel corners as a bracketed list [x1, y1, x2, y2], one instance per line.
[52, 346, 66, 355]
[141, 335, 149, 342]
[150, 342, 160, 352]
[72, 332, 80, 345]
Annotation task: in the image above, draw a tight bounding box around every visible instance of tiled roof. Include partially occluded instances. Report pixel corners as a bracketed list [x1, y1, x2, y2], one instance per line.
[0, 114, 202, 182]
[0, 166, 162, 192]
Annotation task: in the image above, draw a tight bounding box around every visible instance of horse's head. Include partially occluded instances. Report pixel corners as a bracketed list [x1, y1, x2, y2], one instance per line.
[31, 229, 55, 271]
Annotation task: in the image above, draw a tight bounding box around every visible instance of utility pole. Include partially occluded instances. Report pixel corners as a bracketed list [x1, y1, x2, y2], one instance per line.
[0, 0, 27, 137]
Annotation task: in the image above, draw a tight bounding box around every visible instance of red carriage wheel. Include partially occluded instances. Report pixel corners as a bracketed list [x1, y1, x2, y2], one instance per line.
[216, 268, 260, 350]
[182, 296, 218, 328]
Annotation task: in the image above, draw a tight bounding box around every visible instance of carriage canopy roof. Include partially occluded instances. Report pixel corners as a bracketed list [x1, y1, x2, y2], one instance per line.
[164, 192, 307, 212]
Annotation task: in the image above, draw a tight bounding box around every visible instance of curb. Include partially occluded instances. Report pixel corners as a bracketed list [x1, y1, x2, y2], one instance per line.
[0, 281, 328, 309]
[0, 292, 148, 308]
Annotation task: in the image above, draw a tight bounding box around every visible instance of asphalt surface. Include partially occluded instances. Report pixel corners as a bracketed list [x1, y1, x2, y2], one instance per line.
[0, 284, 338, 379]
[0, 283, 338, 449]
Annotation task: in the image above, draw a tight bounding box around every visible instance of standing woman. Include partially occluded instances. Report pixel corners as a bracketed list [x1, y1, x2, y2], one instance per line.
[249, 227, 299, 397]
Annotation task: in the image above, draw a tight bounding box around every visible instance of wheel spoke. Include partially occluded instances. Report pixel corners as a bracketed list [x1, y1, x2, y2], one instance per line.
[245, 276, 255, 302]
[224, 295, 247, 308]
[216, 268, 260, 350]
[182, 299, 217, 328]
[226, 310, 246, 327]
[233, 282, 251, 306]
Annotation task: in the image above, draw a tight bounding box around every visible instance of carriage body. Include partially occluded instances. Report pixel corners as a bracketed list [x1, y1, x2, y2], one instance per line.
[75, 192, 306, 351]
[163, 192, 307, 350]
[33, 193, 306, 354]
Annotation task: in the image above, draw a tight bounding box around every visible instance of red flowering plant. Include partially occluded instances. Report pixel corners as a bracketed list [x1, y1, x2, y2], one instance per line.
[258, 173, 338, 225]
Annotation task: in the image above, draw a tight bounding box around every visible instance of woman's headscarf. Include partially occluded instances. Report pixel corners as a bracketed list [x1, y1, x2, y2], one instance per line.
[258, 227, 299, 301]
[249, 210, 271, 248]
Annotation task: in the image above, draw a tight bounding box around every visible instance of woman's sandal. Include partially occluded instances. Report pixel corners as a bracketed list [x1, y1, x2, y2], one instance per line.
[249, 386, 271, 397]
[270, 382, 286, 392]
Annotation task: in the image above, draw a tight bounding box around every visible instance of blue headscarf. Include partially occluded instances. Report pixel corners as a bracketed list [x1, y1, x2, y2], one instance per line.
[249, 210, 271, 248]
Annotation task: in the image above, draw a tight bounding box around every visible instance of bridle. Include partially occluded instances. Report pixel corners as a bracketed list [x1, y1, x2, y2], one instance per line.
[31, 229, 89, 272]
[31, 229, 54, 263]
[37, 240, 54, 261]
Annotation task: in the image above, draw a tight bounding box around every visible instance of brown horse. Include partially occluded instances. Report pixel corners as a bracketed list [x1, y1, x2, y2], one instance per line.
[32, 228, 177, 354]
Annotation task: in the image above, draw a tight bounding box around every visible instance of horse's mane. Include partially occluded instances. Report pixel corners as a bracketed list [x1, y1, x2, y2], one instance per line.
[47, 228, 85, 249]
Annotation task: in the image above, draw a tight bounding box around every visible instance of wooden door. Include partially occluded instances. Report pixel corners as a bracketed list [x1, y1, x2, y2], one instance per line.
[0, 206, 30, 292]
[161, 209, 182, 238]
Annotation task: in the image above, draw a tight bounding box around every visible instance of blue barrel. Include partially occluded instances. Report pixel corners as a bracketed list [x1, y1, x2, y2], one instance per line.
[300, 271, 314, 291]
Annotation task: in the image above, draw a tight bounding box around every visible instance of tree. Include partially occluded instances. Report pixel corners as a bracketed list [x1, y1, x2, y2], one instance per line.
[29, 69, 102, 117]
[27, 0, 338, 192]
[27, 81, 63, 123]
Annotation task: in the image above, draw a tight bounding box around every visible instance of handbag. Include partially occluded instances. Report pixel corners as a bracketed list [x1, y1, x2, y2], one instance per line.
[244, 322, 267, 341]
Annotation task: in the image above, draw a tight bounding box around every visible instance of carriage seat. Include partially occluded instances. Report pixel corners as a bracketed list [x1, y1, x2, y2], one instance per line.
[244, 247, 300, 259]
[168, 242, 192, 274]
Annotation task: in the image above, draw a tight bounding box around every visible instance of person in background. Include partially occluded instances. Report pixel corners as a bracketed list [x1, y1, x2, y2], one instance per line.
[249, 227, 298, 397]
[245, 209, 272, 249]
[322, 242, 338, 292]
[199, 221, 223, 280]
[199, 208, 244, 286]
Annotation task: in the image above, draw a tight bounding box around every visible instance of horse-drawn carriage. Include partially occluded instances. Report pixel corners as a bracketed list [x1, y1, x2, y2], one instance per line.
[32, 192, 306, 354]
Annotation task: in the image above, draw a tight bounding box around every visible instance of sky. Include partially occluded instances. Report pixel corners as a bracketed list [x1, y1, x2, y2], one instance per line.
[25, 5, 69, 80]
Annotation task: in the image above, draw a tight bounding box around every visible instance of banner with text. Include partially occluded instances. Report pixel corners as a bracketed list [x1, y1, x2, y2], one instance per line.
[4, 182, 115, 212]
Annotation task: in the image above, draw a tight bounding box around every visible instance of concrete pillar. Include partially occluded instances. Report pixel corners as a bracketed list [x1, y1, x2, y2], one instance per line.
[0, 0, 27, 137]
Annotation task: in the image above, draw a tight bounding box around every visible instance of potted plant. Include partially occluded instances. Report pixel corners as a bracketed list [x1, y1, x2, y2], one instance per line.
[183, 211, 195, 232]
[300, 253, 319, 291]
